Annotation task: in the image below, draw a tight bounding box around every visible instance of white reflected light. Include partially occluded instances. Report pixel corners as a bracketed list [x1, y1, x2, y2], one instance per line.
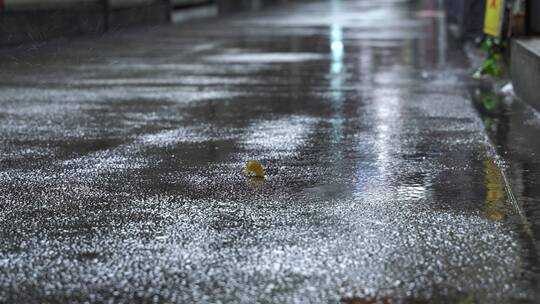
[329, 0, 344, 145]
[331, 41, 343, 55]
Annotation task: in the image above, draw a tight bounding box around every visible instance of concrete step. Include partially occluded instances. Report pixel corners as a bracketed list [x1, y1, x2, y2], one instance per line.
[511, 38, 540, 111]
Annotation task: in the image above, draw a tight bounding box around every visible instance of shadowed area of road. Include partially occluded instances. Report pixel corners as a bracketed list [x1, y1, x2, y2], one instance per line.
[0, 0, 537, 303]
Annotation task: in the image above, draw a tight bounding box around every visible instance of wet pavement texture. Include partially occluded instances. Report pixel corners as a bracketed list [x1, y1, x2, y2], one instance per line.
[0, 0, 538, 303]
[471, 82, 540, 302]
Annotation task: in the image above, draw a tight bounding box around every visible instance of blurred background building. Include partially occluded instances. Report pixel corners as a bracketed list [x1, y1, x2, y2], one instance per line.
[0, 0, 293, 46]
[0, 0, 170, 46]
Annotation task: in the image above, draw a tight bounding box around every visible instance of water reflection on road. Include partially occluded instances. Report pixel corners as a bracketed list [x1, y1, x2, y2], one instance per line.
[471, 82, 540, 299]
[0, 0, 536, 303]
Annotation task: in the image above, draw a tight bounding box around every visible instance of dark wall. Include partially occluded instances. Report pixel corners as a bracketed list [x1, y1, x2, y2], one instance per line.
[0, 0, 287, 47]
[108, 1, 171, 30]
[0, 0, 170, 47]
[218, 0, 286, 14]
[529, 0, 540, 33]
[444, 0, 485, 40]
[0, 1, 106, 46]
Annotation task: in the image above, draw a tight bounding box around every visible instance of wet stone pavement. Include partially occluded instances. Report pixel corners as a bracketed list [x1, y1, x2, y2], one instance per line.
[0, 0, 538, 303]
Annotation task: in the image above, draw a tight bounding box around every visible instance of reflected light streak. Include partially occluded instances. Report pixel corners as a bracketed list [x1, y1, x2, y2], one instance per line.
[330, 0, 344, 146]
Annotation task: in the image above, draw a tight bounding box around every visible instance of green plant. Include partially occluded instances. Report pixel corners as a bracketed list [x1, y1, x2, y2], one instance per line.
[474, 36, 506, 78]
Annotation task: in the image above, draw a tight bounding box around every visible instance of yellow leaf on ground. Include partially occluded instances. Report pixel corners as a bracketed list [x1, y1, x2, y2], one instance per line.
[243, 160, 266, 178]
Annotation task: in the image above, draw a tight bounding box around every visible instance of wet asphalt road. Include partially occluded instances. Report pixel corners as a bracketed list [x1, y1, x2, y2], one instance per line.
[0, 0, 538, 303]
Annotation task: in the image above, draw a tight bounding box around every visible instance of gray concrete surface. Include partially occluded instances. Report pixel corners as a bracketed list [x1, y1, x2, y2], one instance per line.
[0, 0, 537, 303]
[511, 39, 540, 112]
